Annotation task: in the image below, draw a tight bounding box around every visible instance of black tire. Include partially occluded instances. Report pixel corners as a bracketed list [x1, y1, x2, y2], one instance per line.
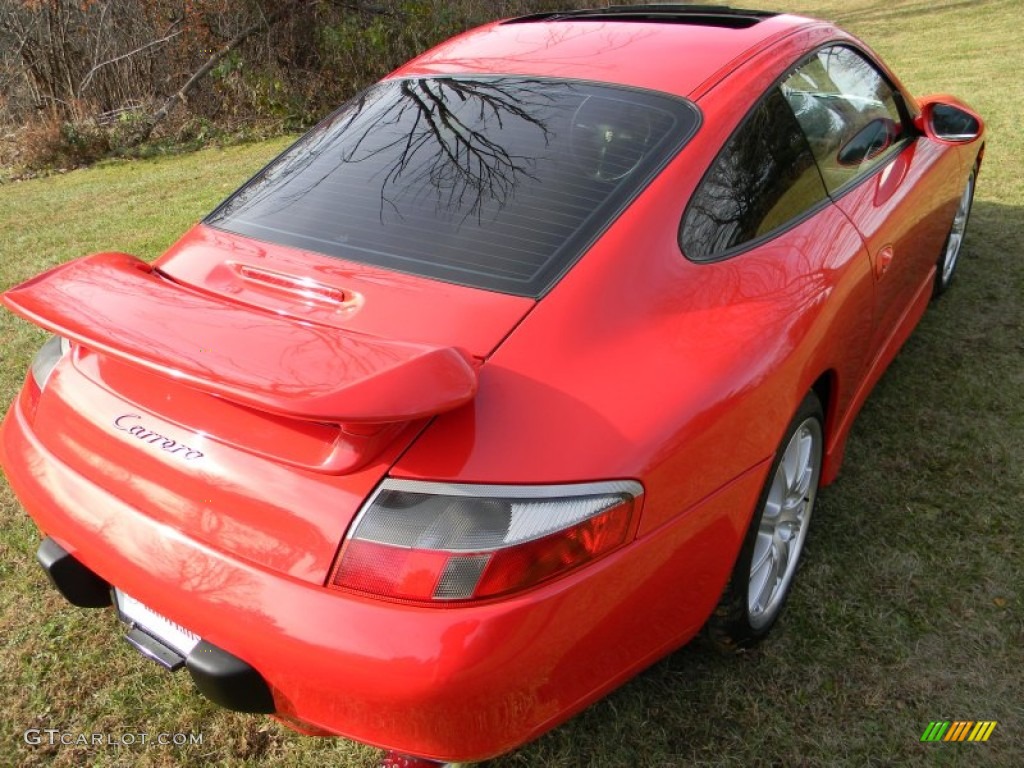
[933, 167, 977, 297]
[705, 391, 824, 651]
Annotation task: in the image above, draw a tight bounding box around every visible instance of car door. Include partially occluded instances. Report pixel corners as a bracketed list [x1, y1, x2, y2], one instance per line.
[780, 45, 963, 361]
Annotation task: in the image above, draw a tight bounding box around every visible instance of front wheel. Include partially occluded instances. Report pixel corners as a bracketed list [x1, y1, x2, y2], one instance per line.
[934, 167, 977, 296]
[705, 392, 823, 650]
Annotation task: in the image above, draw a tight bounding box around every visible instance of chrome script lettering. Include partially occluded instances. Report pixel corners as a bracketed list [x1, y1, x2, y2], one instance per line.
[112, 414, 204, 460]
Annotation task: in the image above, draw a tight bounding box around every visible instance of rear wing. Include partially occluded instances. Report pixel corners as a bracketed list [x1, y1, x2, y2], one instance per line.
[3, 253, 477, 423]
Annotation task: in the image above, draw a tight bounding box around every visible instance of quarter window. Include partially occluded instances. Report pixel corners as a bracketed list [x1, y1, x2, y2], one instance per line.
[781, 46, 907, 193]
[680, 87, 827, 261]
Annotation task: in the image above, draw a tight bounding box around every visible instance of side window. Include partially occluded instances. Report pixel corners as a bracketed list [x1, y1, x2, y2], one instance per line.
[680, 88, 828, 261]
[782, 46, 907, 193]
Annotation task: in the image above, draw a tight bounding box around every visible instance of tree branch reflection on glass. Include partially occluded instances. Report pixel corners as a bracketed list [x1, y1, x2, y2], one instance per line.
[351, 78, 553, 224]
[207, 76, 693, 296]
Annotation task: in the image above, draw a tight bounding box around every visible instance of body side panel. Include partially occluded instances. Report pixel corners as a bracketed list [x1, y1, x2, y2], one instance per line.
[395, 36, 879, 534]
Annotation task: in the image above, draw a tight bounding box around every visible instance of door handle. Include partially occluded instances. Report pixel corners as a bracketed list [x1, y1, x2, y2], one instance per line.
[874, 246, 894, 279]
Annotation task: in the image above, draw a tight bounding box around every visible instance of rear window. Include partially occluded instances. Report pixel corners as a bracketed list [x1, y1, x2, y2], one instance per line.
[207, 76, 698, 297]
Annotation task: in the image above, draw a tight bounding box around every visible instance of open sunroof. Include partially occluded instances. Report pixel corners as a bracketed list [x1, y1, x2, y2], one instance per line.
[505, 5, 778, 30]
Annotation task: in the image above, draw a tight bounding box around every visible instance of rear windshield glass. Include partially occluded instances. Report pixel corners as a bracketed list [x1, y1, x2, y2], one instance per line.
[206, 76, 698, 297]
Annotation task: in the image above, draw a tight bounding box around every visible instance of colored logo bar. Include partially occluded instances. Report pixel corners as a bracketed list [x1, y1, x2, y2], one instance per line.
[921, 721, 997, 742]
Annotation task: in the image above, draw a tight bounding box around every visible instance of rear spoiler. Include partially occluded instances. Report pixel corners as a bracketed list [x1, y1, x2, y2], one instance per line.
[2, 253, 477, 423]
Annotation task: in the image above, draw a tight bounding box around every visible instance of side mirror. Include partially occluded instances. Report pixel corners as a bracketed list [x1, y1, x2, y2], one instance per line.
[914, 95, 984, 144]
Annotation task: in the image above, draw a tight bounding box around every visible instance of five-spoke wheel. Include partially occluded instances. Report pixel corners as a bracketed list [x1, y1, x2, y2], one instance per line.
[748, 416, 821, 630]
[706, 392, 823, 648]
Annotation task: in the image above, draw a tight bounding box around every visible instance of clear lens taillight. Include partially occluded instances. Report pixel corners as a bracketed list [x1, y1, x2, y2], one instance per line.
[329, 479, 643, 603]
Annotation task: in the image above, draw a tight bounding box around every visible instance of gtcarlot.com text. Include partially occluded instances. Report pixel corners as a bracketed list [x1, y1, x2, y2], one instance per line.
[24, 729, 203, 747]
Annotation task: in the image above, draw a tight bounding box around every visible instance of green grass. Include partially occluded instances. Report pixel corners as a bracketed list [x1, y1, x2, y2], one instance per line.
[1, 1, 1022, 765]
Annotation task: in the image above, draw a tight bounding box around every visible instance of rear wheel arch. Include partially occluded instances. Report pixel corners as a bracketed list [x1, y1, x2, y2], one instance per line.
[704, 389, 824, 649]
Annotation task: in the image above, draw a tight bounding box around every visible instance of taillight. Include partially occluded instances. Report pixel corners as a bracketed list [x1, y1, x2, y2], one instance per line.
[329, 479, 643, 603]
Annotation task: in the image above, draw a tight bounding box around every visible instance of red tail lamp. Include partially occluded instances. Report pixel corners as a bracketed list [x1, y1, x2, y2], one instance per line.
[329, 479, 643, 603]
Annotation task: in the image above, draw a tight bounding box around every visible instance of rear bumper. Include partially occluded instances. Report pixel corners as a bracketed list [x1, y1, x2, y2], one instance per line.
[2, 385, 766, 761]
[36, 536, 275, 714]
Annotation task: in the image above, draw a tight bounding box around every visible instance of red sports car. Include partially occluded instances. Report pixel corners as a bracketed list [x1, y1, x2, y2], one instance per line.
[0, 5, 984, 766]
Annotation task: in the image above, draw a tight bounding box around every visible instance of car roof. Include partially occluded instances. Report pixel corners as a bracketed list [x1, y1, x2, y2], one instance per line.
[394, 5, 828, 99]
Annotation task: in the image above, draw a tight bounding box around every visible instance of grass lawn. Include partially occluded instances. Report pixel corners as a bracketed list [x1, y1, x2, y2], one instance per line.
[1, 0, 1021, 765]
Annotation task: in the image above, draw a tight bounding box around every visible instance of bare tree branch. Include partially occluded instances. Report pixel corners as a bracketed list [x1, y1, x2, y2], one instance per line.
[131, 1, 307, 144]
[79, 26, 183, 94]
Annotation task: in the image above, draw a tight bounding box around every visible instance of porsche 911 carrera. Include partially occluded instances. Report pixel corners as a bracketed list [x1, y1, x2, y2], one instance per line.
[0, 5, 984, 766]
